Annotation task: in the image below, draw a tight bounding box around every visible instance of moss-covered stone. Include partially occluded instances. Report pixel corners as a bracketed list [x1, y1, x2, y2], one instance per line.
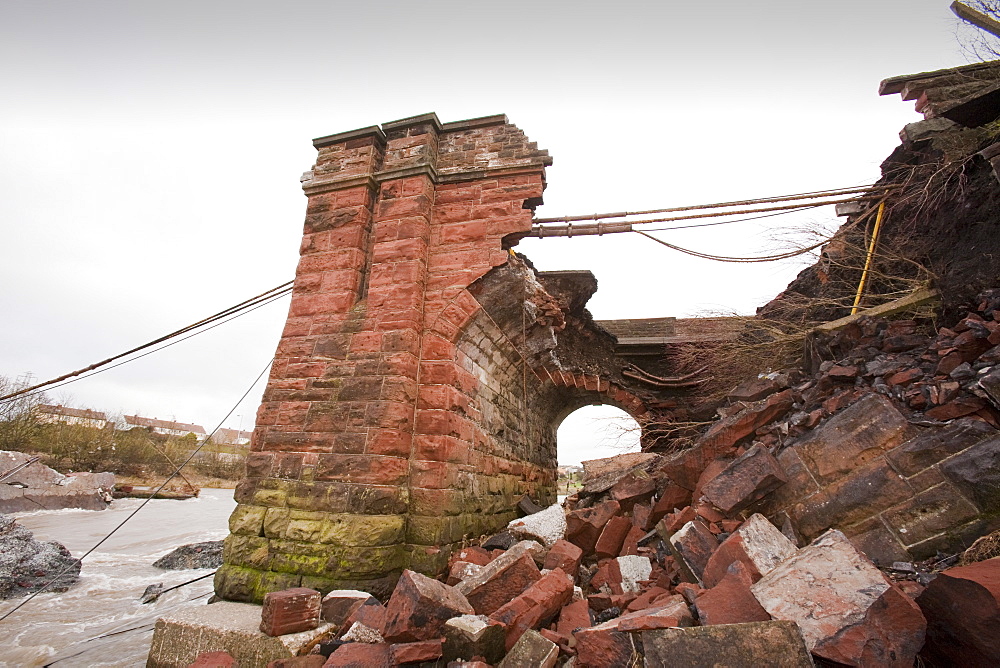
[213, 564, 263, 603]
[255, 570, 303, 600]
[349, 484, 407, 515]
[252, 478, 293, 508]
[285, 480, 351, 513]
[223, 534, 271, 570]
[405, 543, 452, 575]
[228, 504, 267, 536]
[318, 514, 405, 546]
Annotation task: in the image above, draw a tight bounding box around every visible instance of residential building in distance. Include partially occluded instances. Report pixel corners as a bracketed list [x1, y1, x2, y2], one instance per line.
[121, 415, 207, 440]
[211, 428, 253, 446]
[37, 405, 109, 429]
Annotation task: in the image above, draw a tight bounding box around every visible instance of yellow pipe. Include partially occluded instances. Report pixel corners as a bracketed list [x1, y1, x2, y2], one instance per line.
[851, 200, 886, 315]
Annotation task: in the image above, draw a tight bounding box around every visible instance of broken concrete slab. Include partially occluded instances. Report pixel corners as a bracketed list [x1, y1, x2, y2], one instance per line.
[614, 555, 651, 594]
[0, 450, 114, 513]
[507, 502, 566, 547]
[641, 620, 813, 667]
[146, 601, 334, 668]
[751, 530, 925, 667]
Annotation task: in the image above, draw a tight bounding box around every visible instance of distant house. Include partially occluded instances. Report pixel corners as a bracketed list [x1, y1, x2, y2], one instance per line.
[37, 404, 109, 429]
[211, 428, 253, 446]
[122, 415, 207, 441]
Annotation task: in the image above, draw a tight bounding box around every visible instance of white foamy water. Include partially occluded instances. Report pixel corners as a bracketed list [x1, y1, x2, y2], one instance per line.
[0, 489, 236, 667]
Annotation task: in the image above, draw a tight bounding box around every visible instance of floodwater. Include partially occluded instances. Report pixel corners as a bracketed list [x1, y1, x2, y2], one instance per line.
[0, 489, 236, 667]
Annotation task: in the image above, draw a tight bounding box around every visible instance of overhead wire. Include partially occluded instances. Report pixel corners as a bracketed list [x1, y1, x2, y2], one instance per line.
[0, 357, 275, 624]
[0, 281, 293, 403]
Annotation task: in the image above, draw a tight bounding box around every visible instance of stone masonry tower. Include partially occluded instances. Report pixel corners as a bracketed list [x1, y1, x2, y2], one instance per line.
[215, 113, 558, 601]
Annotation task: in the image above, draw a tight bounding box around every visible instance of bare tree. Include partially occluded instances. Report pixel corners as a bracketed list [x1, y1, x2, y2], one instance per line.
[0, 374, 50, 452]
[954, 1, 1000, 60]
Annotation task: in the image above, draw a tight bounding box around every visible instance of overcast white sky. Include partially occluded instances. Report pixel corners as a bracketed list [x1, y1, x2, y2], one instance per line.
[0, 1, 989, 465]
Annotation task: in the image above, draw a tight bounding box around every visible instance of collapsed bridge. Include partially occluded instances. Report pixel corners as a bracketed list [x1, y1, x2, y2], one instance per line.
[214, 113, 733, 602]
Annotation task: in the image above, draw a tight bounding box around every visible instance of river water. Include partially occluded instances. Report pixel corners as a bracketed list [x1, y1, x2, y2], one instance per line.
[0, 489, 236, 668]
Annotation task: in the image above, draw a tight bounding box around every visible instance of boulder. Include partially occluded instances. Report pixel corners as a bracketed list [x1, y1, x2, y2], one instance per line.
[0, 451, 114, 513]
[152, 540, 223, 570]
[750, 530, 926, 667]
[0, 513, 80, 598]
[641, 620, 813, 667]
[507, 503, 566, 547]
[382, 570, 474, 642]
[916, 557, 1000, 665]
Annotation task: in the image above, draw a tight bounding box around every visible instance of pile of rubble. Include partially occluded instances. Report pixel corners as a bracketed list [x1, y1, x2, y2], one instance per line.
[180, 295, 1000, 667]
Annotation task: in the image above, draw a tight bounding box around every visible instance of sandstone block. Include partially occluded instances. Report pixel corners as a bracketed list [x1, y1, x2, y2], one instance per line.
[189, 651, 237, 667]
[793, 393, 911, 485]
[382, 570, 474, 642]
[320, 590, 375, 626]
[442, 614, 505, 664]
[496, 629, 558, 668]
[389, 639, 444, 664]
[266, 655, 325, 668]
[322, 642, 391, 667]
[340, 597, 386, 634]
[751, 530, 926, 667]
[490, 568, 573, 650]
[542, 539, 582, 575]
[608, 469, 656, 511]
[648, 485, 693, 526]
[594, 516, 632, 559]
[693, 561, 771, 625]
[701, 513, 798, 588]
[939, 434, 1000, 512]
[465, 553, 541, 616]
[701, 444, 788, 515]
[573, 619, 640, 668]
[916, 557, 1000, 665]
[260, 588, 321, 637]
[668, 520, 719, 584]
[641, 620, 812, 667]
[615, 596, 694, 631]
[565, 500, 620, 555]
[887, 418, 995, 476]
[556, 597, 592, 636]
[507, 502, 566, 547]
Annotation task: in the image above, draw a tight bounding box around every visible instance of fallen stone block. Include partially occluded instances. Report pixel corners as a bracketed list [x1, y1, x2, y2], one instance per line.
[581, 453, 658, 484]
[490, 568, 573, 650]
[793, 393, 912, 485]
[442, 614, 506, 664]
[382, 570, 474, 643]
[266, 655, 326, 668]
[648, 485, 693, 526]
[701, 513, 798, 588]
[507, 503, 566, 548]
[189, 651, 237, 668]
[497, 629, 558, 668]
[339, 597, 386, 635]
[701, 443, 788, 515]
[750, 530, 926, 667]
[608, 469, 656, 511]
[573, 619, 641, 668]
[542, 539, 582, 576]
[320, 590, 376, 627]
[455, 541, 544, 615]
[565, 500, 620, 555]
[323, 642, 391, 667]
[389, 639, 444, 664]
[615, 596, 694, 632]
[693, 561, 771, 626]
[916, 557, 1000, 665]
[146, 601, 334, 668]
[465, 552, 541, 616]
[448, 560, 484, 586]
[668, 520, 718, 584]
[594, 516, 632, 559]
[615, 555, 651, 594]
[259, 588, 321, 637]
[341, 621, 383, 643]
[641, 620, 812, 667]
[556, 597, 592, 636]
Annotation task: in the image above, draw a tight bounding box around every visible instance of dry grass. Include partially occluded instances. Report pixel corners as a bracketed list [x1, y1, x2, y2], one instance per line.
[960, 529, 1000, 565]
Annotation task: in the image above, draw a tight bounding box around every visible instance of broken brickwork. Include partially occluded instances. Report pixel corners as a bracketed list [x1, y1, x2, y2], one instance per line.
[215, 114, 673, 602]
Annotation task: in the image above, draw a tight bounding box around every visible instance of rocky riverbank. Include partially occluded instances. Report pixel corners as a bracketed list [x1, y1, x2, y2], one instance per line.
[0, 513, 80, 599]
